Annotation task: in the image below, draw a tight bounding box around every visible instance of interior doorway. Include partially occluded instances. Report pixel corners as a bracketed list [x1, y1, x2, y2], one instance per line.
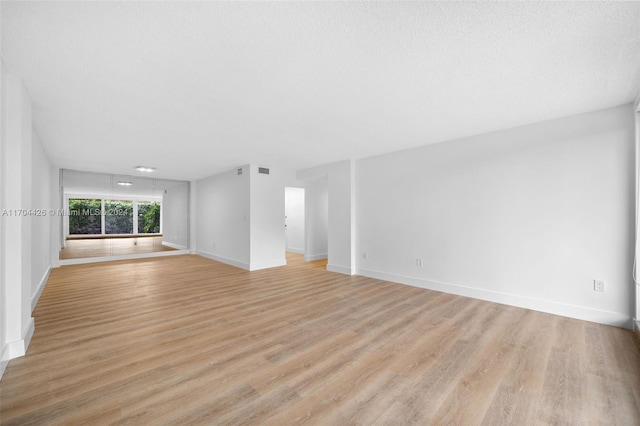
[284, 187, 305, 254]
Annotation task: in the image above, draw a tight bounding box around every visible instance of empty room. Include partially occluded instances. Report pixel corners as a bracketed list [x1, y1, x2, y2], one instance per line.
[1, 1, 640, 424]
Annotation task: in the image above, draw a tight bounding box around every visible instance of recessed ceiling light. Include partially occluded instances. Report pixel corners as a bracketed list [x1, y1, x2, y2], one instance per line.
[135, 166, 156, 173]
[117, 181, 133, 186]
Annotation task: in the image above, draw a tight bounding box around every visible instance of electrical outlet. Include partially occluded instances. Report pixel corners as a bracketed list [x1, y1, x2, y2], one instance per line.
[416, 258, 423, 267]
[594, 279, 605, 292]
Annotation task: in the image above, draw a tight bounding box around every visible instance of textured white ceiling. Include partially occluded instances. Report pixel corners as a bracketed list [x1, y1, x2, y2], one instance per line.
[2, 1, 639, 180]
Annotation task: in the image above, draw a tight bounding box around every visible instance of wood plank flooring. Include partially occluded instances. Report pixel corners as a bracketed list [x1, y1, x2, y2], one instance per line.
[60, 236, 176, 260]
[1, 253, 639, 425]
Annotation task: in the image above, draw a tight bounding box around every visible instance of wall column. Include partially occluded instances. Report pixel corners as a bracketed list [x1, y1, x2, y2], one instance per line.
[1, 66, 35, 372]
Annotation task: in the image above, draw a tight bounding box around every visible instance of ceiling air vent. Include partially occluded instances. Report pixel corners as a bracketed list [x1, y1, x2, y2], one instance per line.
[258, 167, 270, 175]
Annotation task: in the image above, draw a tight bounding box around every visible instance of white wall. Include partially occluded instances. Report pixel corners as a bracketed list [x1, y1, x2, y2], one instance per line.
[51, 168, 62, 267]
[304, 178, 328, 261]
[0, 59, 5, 378]
[635, 98, 640, 333]
[190, 179, 197, 253]
[357, 104, 636, 328]
[1, 64, 36, 376]
[249, 165, 287, 270]
[298, 160, 356, 274]
[329, 160, 356, 274]
[196, 165, 296, 271]
[285, 187, 305, 254]
[196, 166, 250, 269]
[162, 181, 189, 250]
[31, 131, 52, 309]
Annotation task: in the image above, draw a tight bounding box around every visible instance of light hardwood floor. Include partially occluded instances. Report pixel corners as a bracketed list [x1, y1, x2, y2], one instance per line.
[60, 236, 176, 260]
[1, 253, 639, 425]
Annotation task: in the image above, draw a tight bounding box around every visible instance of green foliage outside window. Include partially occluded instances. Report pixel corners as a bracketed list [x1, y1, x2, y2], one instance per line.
[105, 200, 133, 234]
[138, 202, 161, 233]
[69, 198, 161, 235]
[68, 199, 102, 234]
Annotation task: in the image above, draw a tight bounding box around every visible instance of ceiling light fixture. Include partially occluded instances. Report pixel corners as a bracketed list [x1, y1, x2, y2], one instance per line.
[135, 166, 156, 173]
[117, 181, 133, 186]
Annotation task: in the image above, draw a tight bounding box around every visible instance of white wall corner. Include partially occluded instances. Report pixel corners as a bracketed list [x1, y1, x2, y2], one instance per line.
[249, 258, 287, 271]
[190, 179, 197, 252]
[31, 266, 51, 311]
[197, 250, 250, 271]
[304, 253, 327, 262]
[5, 317, 35, 361]
[0, 344, 10, 381]
[0, 360, 7, 381]
[23, 317, 35, 353]
[327, 264, 356, 275]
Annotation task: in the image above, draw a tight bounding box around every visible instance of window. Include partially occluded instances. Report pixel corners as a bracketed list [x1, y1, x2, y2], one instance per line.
[105, 200, 133, 234]
[68, 198, 102, 235]
[67, 198, 161, 236]
[138, 202, 160, 234]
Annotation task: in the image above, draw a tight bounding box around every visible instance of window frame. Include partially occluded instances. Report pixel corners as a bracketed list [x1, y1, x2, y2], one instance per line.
[65, 194, 162, 238]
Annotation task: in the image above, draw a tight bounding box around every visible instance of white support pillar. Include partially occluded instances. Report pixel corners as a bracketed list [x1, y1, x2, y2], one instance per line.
[1, 66, 35, 368]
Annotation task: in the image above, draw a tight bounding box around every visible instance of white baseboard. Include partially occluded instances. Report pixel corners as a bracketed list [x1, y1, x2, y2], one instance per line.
[59, 249, 190, 266]
[4, 317, 35, 362]
[250, 258, 287, 271]
[286, 248, 305, 254]
[358, 268, 633, 329]
[32, 267, 52, 311]
[304, 253, 328, 262]
[327, 264, 355, 276]
[0, 345, 9, 380]
[0, 316, 36, 380]
[197, 250, 250, 271]
[23, 318, 34, 353]
[162, 241, 188, 250]
[0, 360, 7, 380]
[634, 319, 640, 340]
